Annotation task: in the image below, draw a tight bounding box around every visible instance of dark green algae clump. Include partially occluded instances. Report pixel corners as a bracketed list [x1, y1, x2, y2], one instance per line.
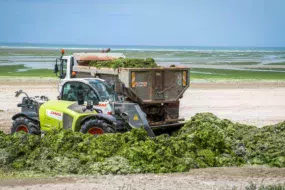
[0, 113, 284, 175]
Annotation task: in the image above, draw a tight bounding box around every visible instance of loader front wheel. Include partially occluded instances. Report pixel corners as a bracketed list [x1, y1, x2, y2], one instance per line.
[11, 117, 40, 135]
[80, 119, 114, 135]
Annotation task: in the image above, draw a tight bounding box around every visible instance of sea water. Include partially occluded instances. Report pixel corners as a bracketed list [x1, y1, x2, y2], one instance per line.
[0, 42, 285, 70]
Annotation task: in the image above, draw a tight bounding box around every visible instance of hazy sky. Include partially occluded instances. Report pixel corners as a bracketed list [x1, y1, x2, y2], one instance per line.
[0, 0, 285, 47]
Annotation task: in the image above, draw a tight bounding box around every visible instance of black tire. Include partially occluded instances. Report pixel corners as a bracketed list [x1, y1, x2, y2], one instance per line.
[11, 117, 40, 135]
[80, 119, 114, 135]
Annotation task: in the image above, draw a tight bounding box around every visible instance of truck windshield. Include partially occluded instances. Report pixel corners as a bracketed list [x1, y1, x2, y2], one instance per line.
[86, 79, 118, 102]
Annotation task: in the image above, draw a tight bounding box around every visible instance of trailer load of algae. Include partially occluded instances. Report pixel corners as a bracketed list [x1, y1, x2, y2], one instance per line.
[0, 113, 284, 176]
[88, 58, 158, 69]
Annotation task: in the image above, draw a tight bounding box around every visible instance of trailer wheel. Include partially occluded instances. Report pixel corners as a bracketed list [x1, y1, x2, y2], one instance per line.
[11, 117, 40, 135]
[80, 119, 114, 135]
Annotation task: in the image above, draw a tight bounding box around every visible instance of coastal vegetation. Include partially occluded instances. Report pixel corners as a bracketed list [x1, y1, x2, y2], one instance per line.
[0, 65, 54, 77]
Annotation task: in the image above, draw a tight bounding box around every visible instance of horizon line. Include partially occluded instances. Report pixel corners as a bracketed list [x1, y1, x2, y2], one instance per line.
[1, 42, 285, 49]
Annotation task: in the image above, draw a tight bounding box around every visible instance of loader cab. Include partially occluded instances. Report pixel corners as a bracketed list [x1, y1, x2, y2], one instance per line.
[61, 81, 100, 105]
[60, 79, 119, 104]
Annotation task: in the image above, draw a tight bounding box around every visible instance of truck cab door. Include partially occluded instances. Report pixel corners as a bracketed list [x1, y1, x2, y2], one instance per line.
[56, 56, 74, 80]
[55, 58, 67, 79]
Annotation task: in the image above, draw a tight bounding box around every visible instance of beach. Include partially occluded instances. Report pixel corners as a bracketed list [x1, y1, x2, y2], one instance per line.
[1, 45, 285, 189]
[2, 0, 285, 186]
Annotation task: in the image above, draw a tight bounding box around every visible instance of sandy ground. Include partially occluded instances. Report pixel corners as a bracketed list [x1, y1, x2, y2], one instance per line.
[180, 80, 285, 127]
[1, 167, 285, 190]
[0, 78, 59, 133]
[1, 78, 285, 189]
[1, 78, 285, 132]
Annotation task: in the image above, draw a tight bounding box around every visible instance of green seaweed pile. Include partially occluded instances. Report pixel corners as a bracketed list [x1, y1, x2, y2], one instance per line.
[89, 58, 158, 69]
[0, 113, 284, 175]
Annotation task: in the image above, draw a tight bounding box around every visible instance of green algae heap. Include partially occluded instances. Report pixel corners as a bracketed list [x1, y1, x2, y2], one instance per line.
[0, 113, 284, 176]
[89, 58, 158, 69]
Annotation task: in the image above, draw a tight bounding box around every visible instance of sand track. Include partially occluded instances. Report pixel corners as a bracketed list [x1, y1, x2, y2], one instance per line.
[181, 81, 285, 127]
[1, 79, 285, 132]
[1, 167, 285, 190]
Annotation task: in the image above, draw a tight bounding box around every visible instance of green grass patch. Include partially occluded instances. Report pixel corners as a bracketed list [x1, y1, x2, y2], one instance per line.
[0, 49, 61, 56]
[246, 68, 285, 71]
[266, 62, 285, 65]
[0, 65, 55, 77]
[190, 68, 285, 80]
[212, 61, 260, 65]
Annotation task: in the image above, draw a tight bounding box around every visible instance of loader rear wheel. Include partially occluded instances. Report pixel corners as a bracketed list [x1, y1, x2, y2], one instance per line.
[11, 117, 40, 135]
[88, 127, 104, 135]
[80, 119, 114, 135]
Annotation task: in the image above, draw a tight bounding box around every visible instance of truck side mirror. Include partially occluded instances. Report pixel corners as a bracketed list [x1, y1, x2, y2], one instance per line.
[54, 61, 59, 74]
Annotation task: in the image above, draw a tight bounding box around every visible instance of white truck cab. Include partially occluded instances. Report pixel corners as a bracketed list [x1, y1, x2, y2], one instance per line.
[55, 52, 125, 92]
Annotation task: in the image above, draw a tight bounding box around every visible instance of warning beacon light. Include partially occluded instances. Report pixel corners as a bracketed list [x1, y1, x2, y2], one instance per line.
[61, 49, 65, 55]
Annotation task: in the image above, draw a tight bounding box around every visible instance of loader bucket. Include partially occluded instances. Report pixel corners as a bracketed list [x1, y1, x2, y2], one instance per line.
[114, 102, 155, 137]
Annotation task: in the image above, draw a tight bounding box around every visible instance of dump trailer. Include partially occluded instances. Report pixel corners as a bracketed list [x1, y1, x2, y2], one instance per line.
[74, 66, 190, 128]
[55, 51, 190, 130]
